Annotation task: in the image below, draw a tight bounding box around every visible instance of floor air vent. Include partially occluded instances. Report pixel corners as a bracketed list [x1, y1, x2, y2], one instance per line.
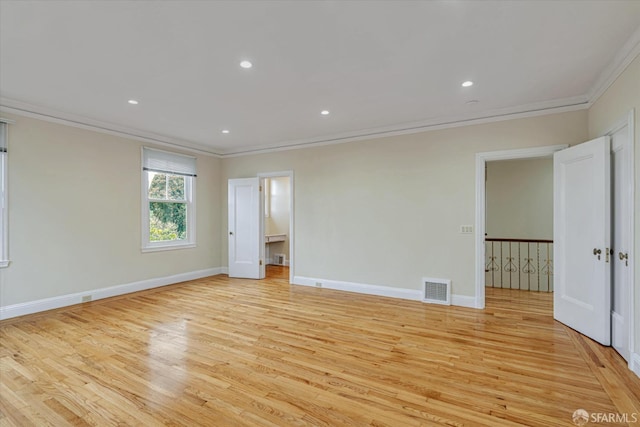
[422, 277, 451, 305]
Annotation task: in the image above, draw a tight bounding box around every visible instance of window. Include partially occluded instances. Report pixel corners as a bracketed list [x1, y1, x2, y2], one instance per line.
[0, 120, 7, 267]
[142, 147, 196, 251]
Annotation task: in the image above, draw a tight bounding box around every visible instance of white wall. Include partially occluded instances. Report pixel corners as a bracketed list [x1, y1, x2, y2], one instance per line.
[265, 176, 290, 263]
[486, 158, 553, 240]
[222, 110, 588, 298]
[0, 114, 222, 308]
[587, 54, 640, 363]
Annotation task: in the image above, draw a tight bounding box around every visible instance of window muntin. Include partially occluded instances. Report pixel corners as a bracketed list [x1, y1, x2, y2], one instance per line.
[142, 148, 196, 251]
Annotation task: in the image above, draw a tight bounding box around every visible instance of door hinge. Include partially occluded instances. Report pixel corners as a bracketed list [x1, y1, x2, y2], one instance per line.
[259, 260, 263, 265]
[259, 185, 262, 191]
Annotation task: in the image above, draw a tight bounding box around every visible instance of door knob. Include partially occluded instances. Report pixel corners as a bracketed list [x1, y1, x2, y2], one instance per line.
[593, 248, 601, 260]
[229, 231, 233, 235]
[619, 252, 628, 266]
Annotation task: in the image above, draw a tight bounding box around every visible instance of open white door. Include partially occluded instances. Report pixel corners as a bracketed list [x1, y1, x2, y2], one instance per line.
[228, 178, 263, 279]
[554, 136, 611, 345]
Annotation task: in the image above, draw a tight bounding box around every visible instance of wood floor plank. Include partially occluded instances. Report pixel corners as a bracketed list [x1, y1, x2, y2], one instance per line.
[1, 267, 639, 426]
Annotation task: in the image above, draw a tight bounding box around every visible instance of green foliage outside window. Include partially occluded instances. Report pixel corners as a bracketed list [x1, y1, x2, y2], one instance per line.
[148, 173, 187, 241]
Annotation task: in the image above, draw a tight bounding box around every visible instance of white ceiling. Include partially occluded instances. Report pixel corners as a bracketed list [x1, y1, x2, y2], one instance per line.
[1, 0, 639, 156]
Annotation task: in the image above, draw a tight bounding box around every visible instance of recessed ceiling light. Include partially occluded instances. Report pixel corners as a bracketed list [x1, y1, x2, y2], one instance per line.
[240, 60, 252, 69]
[128, 99, 139, 105]
[461, 81, 474, 87]
[320, 110, 330, 116]
[222, 129, 230, 134]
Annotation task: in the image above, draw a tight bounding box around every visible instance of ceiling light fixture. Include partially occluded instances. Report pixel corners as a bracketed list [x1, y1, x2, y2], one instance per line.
[461, 81, 474, 87]
[128, 99, 139, 105]
[320, 110, 330, 116]
[222, 129, 230, 134]
[240, 60, 253, 69]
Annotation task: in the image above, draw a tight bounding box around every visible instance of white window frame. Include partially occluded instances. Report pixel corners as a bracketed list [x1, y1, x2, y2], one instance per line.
[141, 147, 196, 252]
[0, 119, 9, 267]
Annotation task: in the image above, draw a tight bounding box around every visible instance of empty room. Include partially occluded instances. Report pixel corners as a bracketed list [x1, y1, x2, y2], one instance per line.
[1, 1, 640, 426]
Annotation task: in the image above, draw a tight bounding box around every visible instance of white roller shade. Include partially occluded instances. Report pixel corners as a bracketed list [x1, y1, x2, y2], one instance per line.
[143, 147, 196, 177]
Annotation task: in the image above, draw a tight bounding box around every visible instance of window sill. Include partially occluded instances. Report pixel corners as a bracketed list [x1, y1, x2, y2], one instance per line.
[141, 243, 196, 253]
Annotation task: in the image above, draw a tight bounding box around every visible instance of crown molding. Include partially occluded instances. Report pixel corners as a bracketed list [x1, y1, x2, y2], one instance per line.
[2, 94, 591, 159]
[0, 98, 222, 157]
[220, 97, 589, 157]
[587, 26, 640, 105]
[2, 25, 638, 159]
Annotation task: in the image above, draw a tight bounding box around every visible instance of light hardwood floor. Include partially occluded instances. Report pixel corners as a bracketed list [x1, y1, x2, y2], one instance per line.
[1, 268, 639, 426]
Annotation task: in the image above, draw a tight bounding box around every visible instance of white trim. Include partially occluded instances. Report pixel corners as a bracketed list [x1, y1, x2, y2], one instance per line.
[631, 353, 640, 379]
[220, 267, 229, 275]
[451, 295, 478, 309]
[293, 275, 477, 308]
[294, 276, 422, 300]
[141, 243, 196, 253]
[605, 109, 635, 372]
[0, 267, 225, 320]
[265, 257, 290, 267]
[588, 28, 640, 106]
[141, 147, 196, 252]
[1, 96, 588, 159]
[0, 32, 633, 161]
[475, 144, 568, 309]
[0, 117, 16, 124]
[258, 171, 295, 284]
[0, 99, 220, 157]
[627, 110, 635, 369]
[0, 122, 8, 269]
[222, 102, 587, 157]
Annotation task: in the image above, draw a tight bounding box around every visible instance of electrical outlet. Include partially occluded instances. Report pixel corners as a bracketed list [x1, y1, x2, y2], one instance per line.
[82, 295, 92, 303]
[315, 282, 322, 288]
[460, 225, 473, 234]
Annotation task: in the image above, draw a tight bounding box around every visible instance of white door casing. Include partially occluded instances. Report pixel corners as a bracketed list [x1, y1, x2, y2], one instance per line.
[611, 126, 632, 361]
[228, 178, 263, 279]
[475, 145, 568, 309]
[553, 136, 611, 346]
[258, 170, 295, 284]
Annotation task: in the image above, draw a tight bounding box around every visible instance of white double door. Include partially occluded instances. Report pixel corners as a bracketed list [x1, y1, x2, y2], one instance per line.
[554, 128, 632, 361]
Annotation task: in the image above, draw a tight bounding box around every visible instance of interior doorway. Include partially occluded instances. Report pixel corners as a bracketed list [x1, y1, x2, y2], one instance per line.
[227, 171, 294, 283]
[484, 157, 554, 293]
[475, 144, 567, 309]
[259, 171, 294, 283]
[475, 110, 634, 368]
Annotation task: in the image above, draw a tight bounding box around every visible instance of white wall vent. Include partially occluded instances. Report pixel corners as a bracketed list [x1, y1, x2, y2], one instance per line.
[422, 277, 451, 305]
[274, 253, 286, 266]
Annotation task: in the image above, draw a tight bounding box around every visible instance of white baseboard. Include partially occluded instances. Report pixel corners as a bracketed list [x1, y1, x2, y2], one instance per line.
[220, 267, 229, 275]
[293, 275, 478, 308]
[264, 258, 289, 267]
[0, 267, 225, 320]
[451, 294, 478, 309]
[631, 352, 640, 379]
